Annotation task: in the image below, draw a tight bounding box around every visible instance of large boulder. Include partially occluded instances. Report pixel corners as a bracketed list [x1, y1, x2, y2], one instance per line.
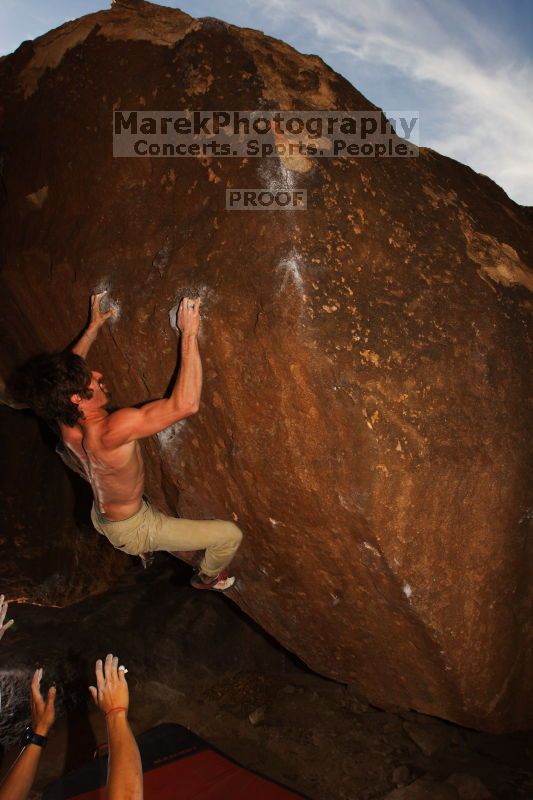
[0, 0, 531, 732]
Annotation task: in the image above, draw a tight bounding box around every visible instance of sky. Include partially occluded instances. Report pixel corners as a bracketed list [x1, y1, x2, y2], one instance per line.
[1, 0, 532, 205]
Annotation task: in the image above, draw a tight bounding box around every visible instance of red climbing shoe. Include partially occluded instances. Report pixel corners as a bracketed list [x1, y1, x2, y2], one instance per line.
[190, 570, 236, 592]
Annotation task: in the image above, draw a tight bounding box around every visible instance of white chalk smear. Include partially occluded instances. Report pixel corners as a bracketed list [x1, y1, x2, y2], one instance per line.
[168, 301, 180, 333]
[105, 297, 122, 322]
[258, 158, 297, 197]
[362, 541, 381, 557]
[157, 420, 186, 449]
[257, 160, 308, 303]
[277, 248, 305, 295]
[402, 582, 413, 599]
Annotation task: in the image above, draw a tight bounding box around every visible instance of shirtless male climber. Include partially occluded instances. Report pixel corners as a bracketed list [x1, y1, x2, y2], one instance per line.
[11, 292, 242, 591]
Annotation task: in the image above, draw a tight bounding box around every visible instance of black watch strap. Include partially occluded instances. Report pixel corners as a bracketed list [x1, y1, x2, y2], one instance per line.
[21, 725, 48, 748]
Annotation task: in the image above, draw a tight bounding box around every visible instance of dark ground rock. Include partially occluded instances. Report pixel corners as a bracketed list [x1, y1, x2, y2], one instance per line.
[0, 405, 127, 604]
[0, 561, 532, 800]
[0, 0, 531, 733]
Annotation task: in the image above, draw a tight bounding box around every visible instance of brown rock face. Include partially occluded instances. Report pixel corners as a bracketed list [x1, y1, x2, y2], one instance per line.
[0, 1, 531, 732]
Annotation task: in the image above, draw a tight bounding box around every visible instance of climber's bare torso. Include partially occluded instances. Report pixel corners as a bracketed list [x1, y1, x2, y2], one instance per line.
[58, 300, 201, 523]
[60, 420, 145, 521]
[58, 371, 146, 521]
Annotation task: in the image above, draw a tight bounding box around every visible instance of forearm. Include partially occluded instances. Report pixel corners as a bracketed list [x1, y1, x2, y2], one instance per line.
[170, 333, 202, 412]
[72, 323, 100, 359]
[106, 714, 143, 800]
[0, 745, 43, 800]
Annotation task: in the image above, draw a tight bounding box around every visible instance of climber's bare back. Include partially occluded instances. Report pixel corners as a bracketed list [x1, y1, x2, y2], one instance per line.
[60, 419, 146, 520]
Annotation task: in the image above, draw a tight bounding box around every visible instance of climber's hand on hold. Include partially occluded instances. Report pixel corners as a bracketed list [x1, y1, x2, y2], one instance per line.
[72, 294, 116, 357]
[177, 296, 202, 337]
[90, 292, 117, 329]
[89, 653, 129, 717]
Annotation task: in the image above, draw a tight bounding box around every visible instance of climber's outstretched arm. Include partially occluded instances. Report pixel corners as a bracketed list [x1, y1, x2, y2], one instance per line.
[72, 292, 116, 359]
[101, 298, 202, 447]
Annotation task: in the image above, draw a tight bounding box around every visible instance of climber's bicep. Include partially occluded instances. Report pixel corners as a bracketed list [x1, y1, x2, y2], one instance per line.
[102, 401, 194, 446]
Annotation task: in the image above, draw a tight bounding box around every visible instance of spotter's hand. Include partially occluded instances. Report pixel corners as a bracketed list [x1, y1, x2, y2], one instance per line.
[31, 668, 56, 736]
[0, 594, 14, 640]
[89, 653, 129, 717]
[177, 296, 202, 336]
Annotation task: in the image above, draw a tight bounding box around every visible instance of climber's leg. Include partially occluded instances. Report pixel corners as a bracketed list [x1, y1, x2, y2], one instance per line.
[142, 502, 243, 577]
[90, 500, 242, 584]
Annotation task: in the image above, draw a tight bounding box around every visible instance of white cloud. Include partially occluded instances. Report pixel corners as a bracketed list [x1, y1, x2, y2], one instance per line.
[252, 0, 533, 205]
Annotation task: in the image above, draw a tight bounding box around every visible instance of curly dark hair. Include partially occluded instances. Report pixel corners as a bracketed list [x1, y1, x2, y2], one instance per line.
[8, 351, 94, 427]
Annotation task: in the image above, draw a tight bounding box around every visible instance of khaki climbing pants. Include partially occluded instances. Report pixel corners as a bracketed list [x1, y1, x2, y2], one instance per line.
[90, 499, 242, 577]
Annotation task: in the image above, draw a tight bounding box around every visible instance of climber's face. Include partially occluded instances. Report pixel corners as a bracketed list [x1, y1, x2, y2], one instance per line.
[89, 371, 111, 405]
[70, 369, 112, 420]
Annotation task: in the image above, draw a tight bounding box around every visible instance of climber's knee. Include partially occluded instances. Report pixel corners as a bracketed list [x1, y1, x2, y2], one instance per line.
[223, 521, 243, 549]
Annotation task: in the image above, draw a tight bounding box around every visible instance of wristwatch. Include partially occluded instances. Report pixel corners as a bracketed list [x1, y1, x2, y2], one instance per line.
[20, 725, 48, 748]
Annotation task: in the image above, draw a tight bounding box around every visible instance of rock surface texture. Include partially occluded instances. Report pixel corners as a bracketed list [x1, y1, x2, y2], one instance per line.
[0, 0, 531, 732]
